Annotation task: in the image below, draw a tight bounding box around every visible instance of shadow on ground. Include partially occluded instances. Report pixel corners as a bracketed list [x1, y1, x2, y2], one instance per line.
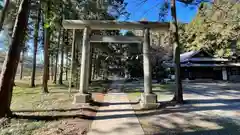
[150, 115, 240, 135]
[12, 107, 97, 113]
[11, 114, 94, 121]
[10, 80, 240, 135]
[12, 97, 239, 121]
[84, 98, 239, 120]
[89, 115, 240, 135]
[183, 83, 240, 98]
[88, 80, 240, 135]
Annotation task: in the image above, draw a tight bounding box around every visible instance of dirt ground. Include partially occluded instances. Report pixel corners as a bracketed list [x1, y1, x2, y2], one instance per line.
[0, 80, 106, 135]
[32, 93, 105, 135]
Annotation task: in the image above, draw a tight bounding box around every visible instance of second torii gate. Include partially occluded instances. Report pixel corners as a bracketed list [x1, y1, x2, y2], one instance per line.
[62, 20, 170, 109]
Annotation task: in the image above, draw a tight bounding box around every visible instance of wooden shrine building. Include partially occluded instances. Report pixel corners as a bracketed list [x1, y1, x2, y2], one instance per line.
[165, 49, 240, 81]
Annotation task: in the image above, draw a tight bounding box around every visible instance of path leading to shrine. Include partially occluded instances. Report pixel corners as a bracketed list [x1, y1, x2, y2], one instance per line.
[87, 79, 144, 135]
[87, 93, 144, 135]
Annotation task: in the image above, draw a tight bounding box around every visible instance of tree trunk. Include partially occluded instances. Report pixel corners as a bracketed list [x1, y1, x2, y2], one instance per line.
[69, 29, 76, 91]
[0, 0, 10, 31]
[88, 46, 93, 83]
[19, 50, 25, 80]
[171, 0, 183, 103]
[53, 30, 61, 84]
[95, 55, 100, 79]
[58, 30, 64, 85]
[42, 1, 50, 93]
[65, 31, 69, 81]
[50, 54, 54, 80]
[30, 6, 41, 87]
[42, 26, 50, 93]
[92, 48, 96, 80]
[75, 33, 80, 88]
[0, 0, 30, 118]
[65, 47, 68, 81]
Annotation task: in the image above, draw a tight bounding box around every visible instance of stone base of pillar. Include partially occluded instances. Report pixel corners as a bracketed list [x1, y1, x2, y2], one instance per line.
[73, 93, 92, 104]
[140, 93, 159, 109]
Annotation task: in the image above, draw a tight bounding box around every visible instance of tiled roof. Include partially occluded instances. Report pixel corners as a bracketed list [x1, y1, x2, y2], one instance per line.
[180, 50, 229, 62]
[180, 50, 200, 62]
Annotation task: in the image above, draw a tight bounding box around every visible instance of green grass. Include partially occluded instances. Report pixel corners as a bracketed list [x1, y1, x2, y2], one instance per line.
[11, 82, 75, 112]
[127, 83, 175, 102]
[127, 92, 142, 101]
[152, 83, 174, 90]
[0, 80, 75, 134]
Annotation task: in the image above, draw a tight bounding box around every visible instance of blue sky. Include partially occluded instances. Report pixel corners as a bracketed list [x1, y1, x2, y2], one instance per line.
[119, 0, 199, 23]
[0, 0, 200, 61]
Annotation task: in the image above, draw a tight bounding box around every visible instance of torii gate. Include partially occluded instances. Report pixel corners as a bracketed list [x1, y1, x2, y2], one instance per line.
[62, 20, 170, 109]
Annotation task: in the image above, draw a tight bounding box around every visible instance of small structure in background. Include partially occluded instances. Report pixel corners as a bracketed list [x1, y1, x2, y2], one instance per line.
[165, 49, 240, 81]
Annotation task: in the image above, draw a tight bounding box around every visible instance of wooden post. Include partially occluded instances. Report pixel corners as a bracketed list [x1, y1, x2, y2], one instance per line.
[143, 28, 152, 94]
[79, 27, 91, 94]
[69, 29, 76, 91]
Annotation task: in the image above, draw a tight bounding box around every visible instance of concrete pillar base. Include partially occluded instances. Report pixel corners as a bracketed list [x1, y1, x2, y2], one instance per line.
[73, 93, 92, 104]
[140, 93, 159, 109]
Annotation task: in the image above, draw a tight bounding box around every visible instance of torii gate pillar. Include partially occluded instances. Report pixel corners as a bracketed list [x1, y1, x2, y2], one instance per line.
[73, 26, 92, 104]
[140, 28, 158, 109]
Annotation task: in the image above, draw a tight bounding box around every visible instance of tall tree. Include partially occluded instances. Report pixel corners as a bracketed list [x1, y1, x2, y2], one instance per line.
[0, 0, 30, 117]
[171, 0, 183, 103]
[89, 46, 93, 83]
[58, 30, 64, 85]
[19, 49, 25, 80]
[179, 0, 240, 57]
[155, 0, 209, 103]
[68, 29, 75, 91]
[30, 3, 41, 87]
[53, 30, 61, 84]
[0, 0, 10, 31]
[65, 44, 69, 81]
[50, 50, 54, 80]
[64, 30, 69, 81]
[42, 0, 50, 93]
